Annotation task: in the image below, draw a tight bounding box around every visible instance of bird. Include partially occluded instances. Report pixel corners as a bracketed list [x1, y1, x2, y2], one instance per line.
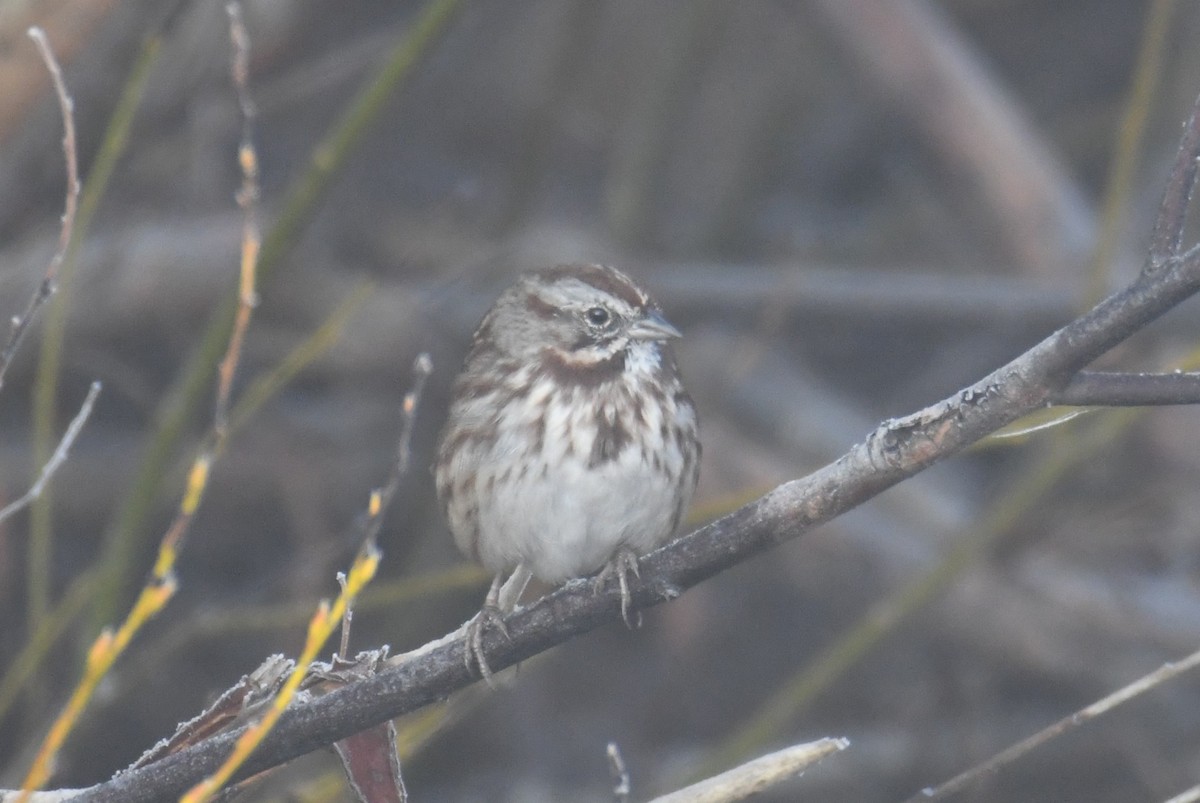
[434, 263, 699, 680]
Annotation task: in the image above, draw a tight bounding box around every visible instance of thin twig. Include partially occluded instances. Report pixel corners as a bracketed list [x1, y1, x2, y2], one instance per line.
[362, 353, 433, 552]
[22, 26, 83, 637]
[214, 2, 260, 437]
[0, 28, 80, 393]
[650, 739, 849, 803]
[606, 742, 630, 803]
[1149, 88, 1200, 264]
[337, 573, 353, 660]
[905, 649, 1200, 801]
[0, 382, 101, 525]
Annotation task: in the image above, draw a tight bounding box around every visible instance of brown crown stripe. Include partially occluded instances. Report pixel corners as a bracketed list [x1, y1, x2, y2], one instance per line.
[537, 264, 646, 311]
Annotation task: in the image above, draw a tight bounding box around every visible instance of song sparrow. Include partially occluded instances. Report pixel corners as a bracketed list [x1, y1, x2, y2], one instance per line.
[435, 263, 700, 680]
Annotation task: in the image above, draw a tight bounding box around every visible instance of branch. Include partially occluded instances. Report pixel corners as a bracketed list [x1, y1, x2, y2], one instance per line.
[649, 739, 849, 802]
[0, 28, 80, 392]
[1049, 371, 1200, 406]
[0, 381, 101, 525]
[69, 90, 1200, 803]
[904, 647, 1200, 802]
[1149, 83, 1200, 263]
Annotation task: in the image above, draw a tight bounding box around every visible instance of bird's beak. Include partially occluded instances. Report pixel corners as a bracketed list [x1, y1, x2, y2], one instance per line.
[628, 310, 682, 341]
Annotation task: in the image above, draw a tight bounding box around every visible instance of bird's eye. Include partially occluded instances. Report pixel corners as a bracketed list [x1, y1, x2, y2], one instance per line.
[584, 306, 611, 327]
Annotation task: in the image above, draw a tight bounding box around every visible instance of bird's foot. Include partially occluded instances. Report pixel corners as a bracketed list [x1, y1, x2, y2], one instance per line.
[464, 601, 511, 687]
[593, 547, 642, 628]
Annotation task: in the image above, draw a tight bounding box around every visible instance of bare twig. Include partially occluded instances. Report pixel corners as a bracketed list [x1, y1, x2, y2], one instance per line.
[362, 353, 433, 552]
[0, 382, 101, 525]
[904, 649, 1200, 801]
[0, 28, 79, 392]
[1164, 783, 1200, 803]
[606, 743, 630, 803]
[1149, 85, 1200, 265]
[214, 2, 260, 437]
[649, 739, 849, 803]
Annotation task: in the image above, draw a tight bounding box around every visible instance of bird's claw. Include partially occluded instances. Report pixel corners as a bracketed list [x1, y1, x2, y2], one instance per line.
[465, 602, 511, 687]
[593, 547, 643, 628]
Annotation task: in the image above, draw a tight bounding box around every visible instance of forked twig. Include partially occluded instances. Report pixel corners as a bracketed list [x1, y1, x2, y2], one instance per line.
[0, 28, 80, 392]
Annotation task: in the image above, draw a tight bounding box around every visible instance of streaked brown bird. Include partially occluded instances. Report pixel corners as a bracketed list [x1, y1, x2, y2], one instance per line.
[435, 264, 699, 679]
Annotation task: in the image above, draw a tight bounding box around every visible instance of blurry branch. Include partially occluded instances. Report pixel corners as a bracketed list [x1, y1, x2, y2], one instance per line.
[809, 0, 1094, 277]
[0, 28, 78, 394]
[94, 0, 466, 626]
[0, 381, 100, 525]
[650, 739, 849, 803]
[70, 88, 1200, 803]
[905, 647, 1200, 802]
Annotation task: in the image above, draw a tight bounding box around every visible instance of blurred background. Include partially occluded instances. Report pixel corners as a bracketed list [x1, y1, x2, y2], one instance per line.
[2, 0, 1200, 800]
